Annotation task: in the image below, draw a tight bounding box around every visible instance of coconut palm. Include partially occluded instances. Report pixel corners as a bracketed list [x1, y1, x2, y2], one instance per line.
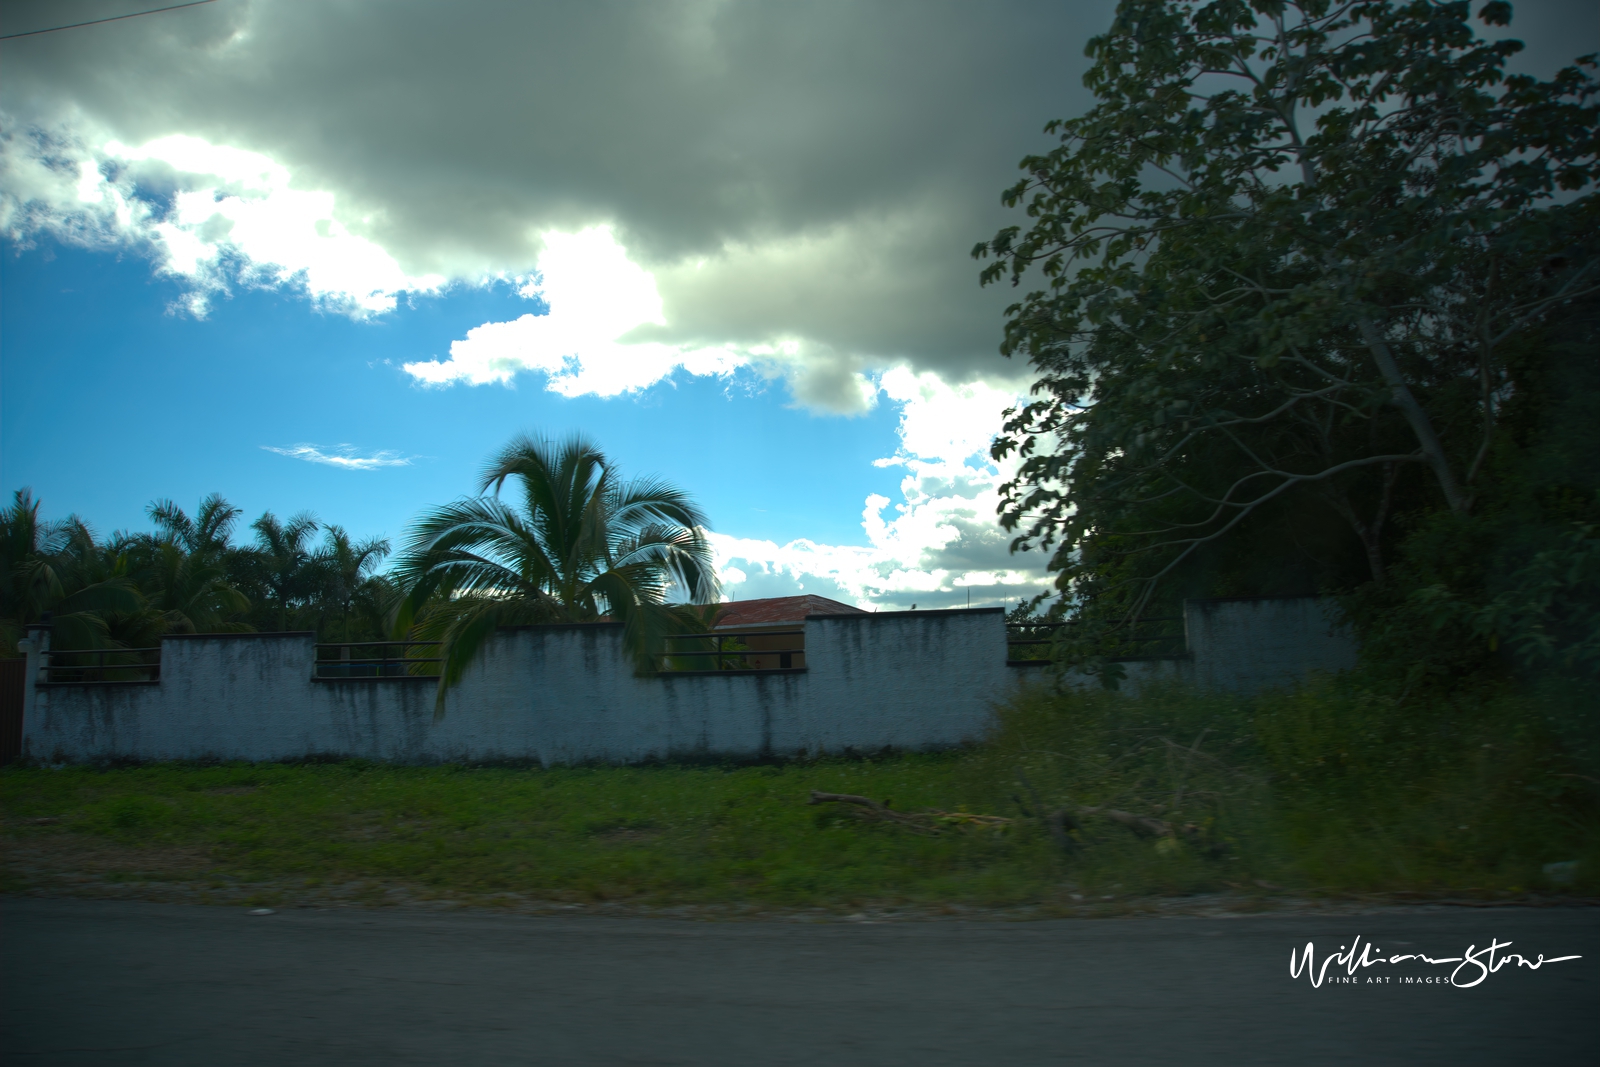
[0, 490, 144, 653]
[128, 540, 252, 636]
[312, 525, 392, 641]
[249, 511, 321, 631]
[147, 494, 242, 563]
[393, 433, 719, 702]
[126, 494, 253, 635]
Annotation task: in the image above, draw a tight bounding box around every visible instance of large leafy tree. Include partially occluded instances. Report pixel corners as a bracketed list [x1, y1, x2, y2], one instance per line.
[393, 433, 720, 700]
[974, 0, 1599, 648]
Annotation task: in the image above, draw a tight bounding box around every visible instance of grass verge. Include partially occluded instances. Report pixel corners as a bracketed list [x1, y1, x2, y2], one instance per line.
[0, 756, 1060, 912]
[3, 674, 1596, 913]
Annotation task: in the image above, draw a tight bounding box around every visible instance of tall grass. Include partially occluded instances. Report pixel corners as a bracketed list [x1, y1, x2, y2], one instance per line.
[972, 674, 1600, 896]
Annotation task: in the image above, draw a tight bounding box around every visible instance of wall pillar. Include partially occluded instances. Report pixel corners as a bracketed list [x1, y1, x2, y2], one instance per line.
[15, 620, 50, 755]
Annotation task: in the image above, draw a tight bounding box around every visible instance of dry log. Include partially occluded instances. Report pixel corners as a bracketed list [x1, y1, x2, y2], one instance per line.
[1049, 804, 1208, 849]
[808, 791, 890, 812]
[808, 791, 1012, 835]
[1074, 805, 1174, 838]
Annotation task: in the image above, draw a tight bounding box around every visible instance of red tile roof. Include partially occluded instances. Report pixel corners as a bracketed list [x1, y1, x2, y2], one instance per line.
[710, 595, 867, 628]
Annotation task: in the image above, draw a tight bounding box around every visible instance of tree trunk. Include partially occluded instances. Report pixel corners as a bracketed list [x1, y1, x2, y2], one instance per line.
[1357, 316, 1468, 513]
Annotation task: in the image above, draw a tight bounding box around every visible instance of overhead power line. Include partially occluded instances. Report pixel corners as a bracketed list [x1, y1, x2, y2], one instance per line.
[0, 1, 220, 41]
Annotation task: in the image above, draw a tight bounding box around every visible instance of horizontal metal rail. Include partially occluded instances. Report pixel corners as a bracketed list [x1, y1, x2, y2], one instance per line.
[1005, 616, 1180, 631]
[1006, 636, 1180, 647]
[652, 646, 806, 656]
[652, 649, 805, 659]
[662, 629, 805, 640]
[1006, 618, 1185, 661]
[313, 641, 442, 679]
[44, 647, 162, 683]
[45, 661, 162, 671]
[655, 631, 805, 672]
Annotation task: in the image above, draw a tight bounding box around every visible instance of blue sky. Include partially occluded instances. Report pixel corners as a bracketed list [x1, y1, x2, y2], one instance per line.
[2, 241, 910, 550]
[1, 224, 1039, 609]
[3, 0, 1591, 610]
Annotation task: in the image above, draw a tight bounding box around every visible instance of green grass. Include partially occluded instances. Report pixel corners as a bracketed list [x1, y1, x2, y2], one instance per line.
[3, 674, 1596, 910]
[0, 757, 1063, 910]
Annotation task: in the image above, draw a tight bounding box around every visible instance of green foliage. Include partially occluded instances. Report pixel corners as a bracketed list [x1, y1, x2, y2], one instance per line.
[2, 432, 712, 669]
[392, 433, 720, 701]
[1344, 303, 1600, 686]
[975, 676, 1600, 895]
[0, 489, 145, 653]
[974, 0, 1600, 654]
[0, 488, 401, 657]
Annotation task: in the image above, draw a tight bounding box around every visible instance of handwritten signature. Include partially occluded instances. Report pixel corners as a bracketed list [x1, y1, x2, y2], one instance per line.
[1290, 935, 1581, 988]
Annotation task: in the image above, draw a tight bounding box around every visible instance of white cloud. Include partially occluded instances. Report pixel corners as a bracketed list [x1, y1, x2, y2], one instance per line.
[261, 444, 415, 470]
[710, 371, 1051, 610]
[405, 226, 895, 410]
[875, 365, 1018, 464]
[1, 128, 443, 315]
[401, 226, 746, 397]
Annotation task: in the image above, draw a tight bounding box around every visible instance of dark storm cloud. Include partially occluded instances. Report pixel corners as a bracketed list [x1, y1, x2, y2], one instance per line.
[2, 0, 1593, 387]
[0, 0, 1114, 379]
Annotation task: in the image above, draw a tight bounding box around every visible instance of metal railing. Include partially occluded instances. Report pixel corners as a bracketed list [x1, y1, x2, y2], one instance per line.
[42, 647, 162, 684]
[314, 640, 442, 680]
[652, 629, 806, 672]
[1006, 617, 1186, 665]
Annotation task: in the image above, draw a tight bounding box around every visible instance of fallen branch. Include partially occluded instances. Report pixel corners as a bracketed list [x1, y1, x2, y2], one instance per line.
[1073, 804, 1175, 839]
[807, 792, 1012, 836]
[1055, 804, 1212, 852]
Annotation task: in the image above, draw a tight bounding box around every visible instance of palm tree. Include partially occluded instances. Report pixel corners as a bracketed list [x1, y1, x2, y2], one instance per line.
[148, 494, 242, 562]
[250, 511, 320, 631]
[129, 540, 252, 635]
[312, 525, 391, 641]
[0, 489, 144, 654]
[129, 494, 252, 634]
[393, 433, 719, 702]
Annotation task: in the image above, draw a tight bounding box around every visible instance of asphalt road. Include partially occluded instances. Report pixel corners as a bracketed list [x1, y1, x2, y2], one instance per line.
[3, 898, 1596, 1066]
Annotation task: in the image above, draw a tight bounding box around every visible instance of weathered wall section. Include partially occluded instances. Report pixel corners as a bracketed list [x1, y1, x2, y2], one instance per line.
[1014, 598, 1355, 694]
[19, 597, 1356, 765]
[1184, 597, 1357, 691]
[21, 610, 1011, 765]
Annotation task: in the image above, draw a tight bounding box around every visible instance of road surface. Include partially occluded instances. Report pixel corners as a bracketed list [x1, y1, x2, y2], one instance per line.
[3, 898, 1595, 1065]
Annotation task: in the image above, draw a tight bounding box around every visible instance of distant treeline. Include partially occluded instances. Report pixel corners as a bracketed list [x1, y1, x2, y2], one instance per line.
[1, 489, 396, 654]
[2, 433, 721, 702]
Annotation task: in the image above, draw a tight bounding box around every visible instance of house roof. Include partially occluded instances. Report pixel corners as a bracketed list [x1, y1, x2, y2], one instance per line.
[711, 595, 867, 629]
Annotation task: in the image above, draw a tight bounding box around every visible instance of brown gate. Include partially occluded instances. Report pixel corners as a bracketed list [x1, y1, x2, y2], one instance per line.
[0, 658, 25, 766]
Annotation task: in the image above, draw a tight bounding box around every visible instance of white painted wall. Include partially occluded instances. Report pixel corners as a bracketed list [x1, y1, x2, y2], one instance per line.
[1004, 596, 1355, 695]
[21, 609, 1012, 765]
[18, 598, 1357, 765]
